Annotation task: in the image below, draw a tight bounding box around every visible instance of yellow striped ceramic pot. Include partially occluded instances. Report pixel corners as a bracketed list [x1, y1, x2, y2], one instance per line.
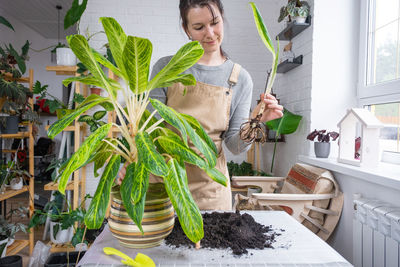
[108, 183, 175, 248]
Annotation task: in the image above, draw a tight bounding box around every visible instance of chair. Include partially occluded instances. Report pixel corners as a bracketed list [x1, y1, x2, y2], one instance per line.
[232, 163, 344, 241]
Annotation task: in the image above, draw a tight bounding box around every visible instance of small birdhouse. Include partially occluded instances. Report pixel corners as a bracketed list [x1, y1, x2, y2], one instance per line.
[337, 108, 383, 167]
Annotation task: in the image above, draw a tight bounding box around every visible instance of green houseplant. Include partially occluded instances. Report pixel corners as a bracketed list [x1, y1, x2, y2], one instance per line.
[48, 17, 227, 245]
[278, 0, 310, 24]
[0, 206, 28, 257]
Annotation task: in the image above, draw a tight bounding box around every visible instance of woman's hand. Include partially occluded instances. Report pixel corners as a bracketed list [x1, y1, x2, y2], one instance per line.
[251, 93, 284, 123]
[117, 163, 127, 185]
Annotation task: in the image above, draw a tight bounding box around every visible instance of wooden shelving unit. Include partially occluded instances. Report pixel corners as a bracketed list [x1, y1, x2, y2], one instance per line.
[0, 69, 35, 254]
[44, 66, 87, 252]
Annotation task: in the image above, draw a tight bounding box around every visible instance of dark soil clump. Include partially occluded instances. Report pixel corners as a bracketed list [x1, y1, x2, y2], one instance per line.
[165, 211, 278, 256]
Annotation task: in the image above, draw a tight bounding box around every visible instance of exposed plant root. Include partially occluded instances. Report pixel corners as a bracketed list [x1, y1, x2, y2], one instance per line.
[239, 113, 266, 143]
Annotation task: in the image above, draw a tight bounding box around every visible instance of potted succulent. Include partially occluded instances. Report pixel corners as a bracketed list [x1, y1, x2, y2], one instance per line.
[307, 129, 339, 158]
[47, 17, 225, 248]
[0, 207, 28, 257]
[278, 0, 310, 24]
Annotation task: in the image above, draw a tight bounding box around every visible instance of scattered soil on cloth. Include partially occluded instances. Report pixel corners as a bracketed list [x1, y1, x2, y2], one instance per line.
[165, 210, 279, 256]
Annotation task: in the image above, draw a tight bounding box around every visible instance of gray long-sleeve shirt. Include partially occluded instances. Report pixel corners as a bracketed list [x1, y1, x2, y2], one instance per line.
[149, 56, 252, 155]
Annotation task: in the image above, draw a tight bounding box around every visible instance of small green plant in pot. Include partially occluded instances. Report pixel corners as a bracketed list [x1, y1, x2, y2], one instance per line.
[0, 206, 28, 257]
[278, 0, 310, 24]
[48, 17, 226, 247]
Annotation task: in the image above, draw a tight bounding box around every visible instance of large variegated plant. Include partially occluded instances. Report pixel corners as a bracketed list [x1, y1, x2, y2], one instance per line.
[47, 17, 227, 243]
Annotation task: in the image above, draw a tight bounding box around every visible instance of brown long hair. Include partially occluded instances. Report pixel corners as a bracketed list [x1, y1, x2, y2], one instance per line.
[179, 0, 225, 34]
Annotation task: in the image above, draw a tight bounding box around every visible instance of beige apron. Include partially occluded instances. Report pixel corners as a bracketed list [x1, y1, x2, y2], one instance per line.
[166, 63, 242, 211]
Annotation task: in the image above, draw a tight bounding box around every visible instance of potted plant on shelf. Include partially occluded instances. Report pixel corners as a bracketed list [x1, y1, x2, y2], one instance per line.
[307, 129, 339, 158]
[0, 206, 28, 257]
[29, 191, 88, 246]
[47, 17, 225, 248]
[278, 0, 310, 24]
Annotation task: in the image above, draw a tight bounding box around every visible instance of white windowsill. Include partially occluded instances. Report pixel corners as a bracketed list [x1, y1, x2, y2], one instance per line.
[299, 155, 400, 190]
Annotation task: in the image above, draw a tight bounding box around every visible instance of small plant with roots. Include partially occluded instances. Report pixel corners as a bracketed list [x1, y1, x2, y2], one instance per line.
[240, 3, 280, 144]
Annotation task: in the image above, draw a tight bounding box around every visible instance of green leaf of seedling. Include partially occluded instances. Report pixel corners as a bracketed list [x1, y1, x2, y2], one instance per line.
[265, 108, 302, 135]
[164, 159, 203, 243]
[250, 2, 275, 54]
[85, 155, 120, 229]
[135, 131, 168, 177]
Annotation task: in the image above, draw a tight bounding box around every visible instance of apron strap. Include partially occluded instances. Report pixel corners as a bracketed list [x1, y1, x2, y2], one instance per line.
[228, 63, 241, 89]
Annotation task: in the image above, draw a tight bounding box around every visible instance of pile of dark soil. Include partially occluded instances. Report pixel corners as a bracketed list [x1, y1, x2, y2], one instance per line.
[165, 211, 279, 256]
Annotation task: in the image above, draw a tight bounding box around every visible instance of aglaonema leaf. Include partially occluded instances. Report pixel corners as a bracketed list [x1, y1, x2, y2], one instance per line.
[265, 109, 302, 135]
[135, 131, 168, 177]
[120, 163, 147, 234]
[180, 113, 217, 154]
[92, 48, 123, 79]
[131, 161, 149, 204]
[57, 123, 111, 194]
[156, 133, 206, 169]
[123, 36, 152, 94]
[48, 98, 109, 139]
[147, 41, 203, 91]
[250, 2, 274, 54]
[100, 17, 128, 80]
[164, 159, 203, 243]
[155, 74, 197, 88]
[149, 98, 188, 146]
[67, 35, 108, 88]
[180, 115, 216, 168]
[85, 155, 120, 229]
[203, 167, 227, 187]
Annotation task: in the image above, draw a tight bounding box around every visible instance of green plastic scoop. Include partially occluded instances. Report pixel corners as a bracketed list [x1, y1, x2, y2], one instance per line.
[103, 247, 155, 267]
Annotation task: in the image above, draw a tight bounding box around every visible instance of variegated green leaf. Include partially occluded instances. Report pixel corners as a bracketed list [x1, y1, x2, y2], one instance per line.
[131, 161, 149, 204]
[156, 134, 206, 169]
[85, 155, 120, 229]
[179, 115, 216, 168]
[100, 17, 128, 80]
[120, 163, 147, 233]
[90, 140, 116, 177]
[48, 98, 109, 139]
[91, 48, 123, 78]
[250, 2, 274, 54]
[67, 35, 108, 86]
[164, 159, 203, 243]
[147, 41, 203, 91]
[93, 110, 107, 120]
[135, 131, 168, 177]
[149, 98, 188, 146]
[123, 36, 152, 94]
[204, 167, 227, 187]
[156, 74, 197, 88]
[57, 124, 111, 194]
[180, 113, 217, 154]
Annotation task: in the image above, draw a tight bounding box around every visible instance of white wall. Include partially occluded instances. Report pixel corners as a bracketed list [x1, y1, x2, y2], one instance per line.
[0, 9, 68, 147]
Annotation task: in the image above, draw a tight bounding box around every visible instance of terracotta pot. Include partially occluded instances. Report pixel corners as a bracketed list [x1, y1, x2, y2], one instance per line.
[108, 183, 175, 248]
[90, 87, 102, 96]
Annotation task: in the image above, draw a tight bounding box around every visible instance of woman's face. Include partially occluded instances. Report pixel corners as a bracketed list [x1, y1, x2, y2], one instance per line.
[185, 4, 224, 54]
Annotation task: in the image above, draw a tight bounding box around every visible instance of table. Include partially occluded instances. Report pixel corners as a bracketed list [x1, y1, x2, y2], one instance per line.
[79, 211, 352, 266]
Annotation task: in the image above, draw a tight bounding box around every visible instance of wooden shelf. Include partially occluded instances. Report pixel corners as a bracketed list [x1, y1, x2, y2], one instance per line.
[47, 241, 75, 253]
[0, 186, 28, 201]
[2, 73, 30, 83]
[0, 132, 30, 139]
[2, 149, 18, 153]
[6, 240, 29, 256]
[46, 65, 78, 76]
[44, 180, 79, 191]
[276, 16, 312, 41]
[277, 55, 303, 73]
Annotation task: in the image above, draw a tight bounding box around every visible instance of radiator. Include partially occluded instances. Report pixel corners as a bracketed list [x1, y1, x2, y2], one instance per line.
[353, 195, 400, 267]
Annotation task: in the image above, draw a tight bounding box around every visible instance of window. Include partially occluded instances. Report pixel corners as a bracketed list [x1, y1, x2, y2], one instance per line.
[359, 0, 400, 154]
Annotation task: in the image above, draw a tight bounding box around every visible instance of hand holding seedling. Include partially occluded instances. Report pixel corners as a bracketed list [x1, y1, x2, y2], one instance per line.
[252, 93, 283, 123]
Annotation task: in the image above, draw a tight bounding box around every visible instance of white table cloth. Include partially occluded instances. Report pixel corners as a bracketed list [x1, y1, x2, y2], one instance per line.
[79, 211, 352, 266]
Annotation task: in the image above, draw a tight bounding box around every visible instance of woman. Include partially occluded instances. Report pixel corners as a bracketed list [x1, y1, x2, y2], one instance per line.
[123, 0, 283, 210]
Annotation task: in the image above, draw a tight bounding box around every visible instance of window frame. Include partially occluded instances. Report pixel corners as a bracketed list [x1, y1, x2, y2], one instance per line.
[358, 0, 400, 107]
